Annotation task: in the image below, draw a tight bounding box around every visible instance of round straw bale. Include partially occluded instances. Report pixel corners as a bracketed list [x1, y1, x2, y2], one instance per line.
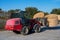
[33, 12, 44, 19]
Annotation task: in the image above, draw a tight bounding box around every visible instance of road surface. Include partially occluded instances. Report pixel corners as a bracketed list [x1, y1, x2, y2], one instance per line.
[0, 24, 60, 40]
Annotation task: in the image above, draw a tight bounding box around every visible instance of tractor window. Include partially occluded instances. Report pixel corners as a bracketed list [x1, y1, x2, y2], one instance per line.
[15, 21, 19, 24]
[10, 13, 20, 18]
[10, 11, 26, 19]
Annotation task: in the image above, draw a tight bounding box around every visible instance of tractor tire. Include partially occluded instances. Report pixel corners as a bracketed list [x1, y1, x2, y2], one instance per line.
[21, 26, 29, 35]
[33, 24, 41, 33]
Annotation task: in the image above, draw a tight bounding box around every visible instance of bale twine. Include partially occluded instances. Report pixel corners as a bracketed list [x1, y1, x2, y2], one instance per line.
[46, 14, 58, 27]
[33, 12, 44, 19]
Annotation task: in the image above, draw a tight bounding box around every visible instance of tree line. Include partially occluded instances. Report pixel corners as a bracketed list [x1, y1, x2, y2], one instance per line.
[0, 7, 60, 19]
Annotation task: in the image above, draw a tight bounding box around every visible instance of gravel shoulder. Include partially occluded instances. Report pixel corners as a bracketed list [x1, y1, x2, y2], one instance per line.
[0, 25, 60, 40]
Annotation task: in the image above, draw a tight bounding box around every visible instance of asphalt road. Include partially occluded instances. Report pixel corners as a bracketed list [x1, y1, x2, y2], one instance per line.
[0, 24, 60, 40]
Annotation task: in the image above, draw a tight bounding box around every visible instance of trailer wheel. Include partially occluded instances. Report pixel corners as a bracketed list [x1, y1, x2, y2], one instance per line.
[34, 24, 41, 33]
[21, 26, 29, 35]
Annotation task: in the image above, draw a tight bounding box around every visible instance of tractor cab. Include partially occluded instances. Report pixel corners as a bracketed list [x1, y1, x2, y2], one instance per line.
[10, 11, 31, 26]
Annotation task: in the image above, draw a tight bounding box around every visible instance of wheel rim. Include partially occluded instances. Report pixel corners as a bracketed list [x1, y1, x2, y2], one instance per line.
[21, 26, 29, 35]
[37, 26, 41, 32]
[35, 25, 41, 32]
[24, 28, 29, 34]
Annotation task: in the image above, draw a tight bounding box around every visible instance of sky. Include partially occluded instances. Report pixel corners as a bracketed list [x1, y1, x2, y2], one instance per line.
[0, 0, 60, 13]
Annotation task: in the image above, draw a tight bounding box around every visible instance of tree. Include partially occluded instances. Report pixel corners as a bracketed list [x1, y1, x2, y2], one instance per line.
[51, 8, 60, 15]
[8, 9, 21, 18]
[44, 12, 49, 15]
[0, 8, 3, 13]
[25, 7, 39, 18]
[8, 10, 15, 13]
[8, 9, 21, 13]
[0, 8, 2, 11]
[15, 9, 21, 13]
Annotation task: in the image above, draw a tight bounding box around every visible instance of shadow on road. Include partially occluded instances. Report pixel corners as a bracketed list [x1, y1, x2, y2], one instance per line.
[41, 26, 60, 32]
[13, 26, 60, 35]
[29, 26, 60, 35]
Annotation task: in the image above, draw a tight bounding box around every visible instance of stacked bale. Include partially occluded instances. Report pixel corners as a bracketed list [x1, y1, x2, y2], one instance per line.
[58, 15, 60, 24]
[58, 15, 60, 21]
[45, 14, 58, 27]
[33, 12, 44, 19]
[33, 12, 46, 25]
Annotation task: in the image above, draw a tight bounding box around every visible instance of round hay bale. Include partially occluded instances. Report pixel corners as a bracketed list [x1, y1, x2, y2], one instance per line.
[45, 15, 49, 18]
[33, 12, 44, 19]
[58, 15, 60, 20]
[45, 14, 58, 19]
[47, 18, 58, 27]
[45, 14, 58, 27]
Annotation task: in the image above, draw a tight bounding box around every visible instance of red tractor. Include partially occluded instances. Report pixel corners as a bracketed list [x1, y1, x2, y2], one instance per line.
[5, 11, 42, 35]
[5, 18, 41, 35]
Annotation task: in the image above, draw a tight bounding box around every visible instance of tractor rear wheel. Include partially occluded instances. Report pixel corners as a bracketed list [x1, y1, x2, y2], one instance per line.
[21, 26, 29, 35]
[34, 24, 41, 33]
